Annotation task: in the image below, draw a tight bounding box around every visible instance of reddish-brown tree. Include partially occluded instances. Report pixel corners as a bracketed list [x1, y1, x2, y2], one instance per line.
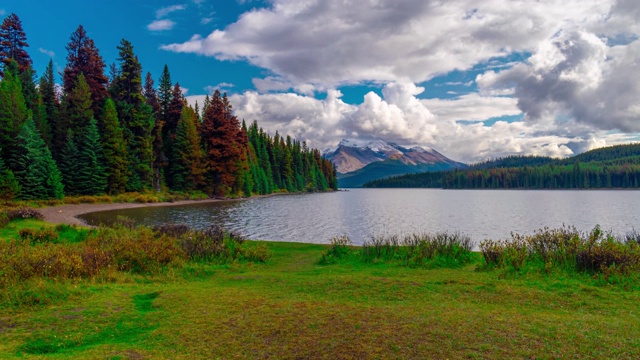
[0, 13, 32, 75]
[200, 90, 248, 195]
[63, 25, 108, 112]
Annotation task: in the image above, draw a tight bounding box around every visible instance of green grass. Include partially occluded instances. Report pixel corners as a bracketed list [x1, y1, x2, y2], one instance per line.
[1, 223, 640, 358]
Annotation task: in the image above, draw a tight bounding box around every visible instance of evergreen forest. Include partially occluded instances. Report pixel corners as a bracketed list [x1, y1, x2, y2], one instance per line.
[364, 144, 640, 189]
[0, 14, 338, 201]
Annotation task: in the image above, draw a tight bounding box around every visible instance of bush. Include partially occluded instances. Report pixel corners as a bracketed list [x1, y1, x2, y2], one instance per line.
[178, 225, 248, 263]
[357, 232, 474, 268]
[6, 207, 44, 221]
[479, 226, 640, 278]
[242, 243, 272, 263]
[18, 228, 59, 245]
[319, 235, 354, 264]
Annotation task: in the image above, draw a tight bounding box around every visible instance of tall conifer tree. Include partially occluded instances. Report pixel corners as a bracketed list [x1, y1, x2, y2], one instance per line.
[100, 98, 129, 194]
[112, 39, 154, 191]
[12, 119, 64, 200]
[201, 90, 248, 195]
[0, 61, 28, 163]
[0, 13, 31, 75]
[144, 71, 165, 191]
[63, 25, 108, 113]
[172, 106, 206, 191]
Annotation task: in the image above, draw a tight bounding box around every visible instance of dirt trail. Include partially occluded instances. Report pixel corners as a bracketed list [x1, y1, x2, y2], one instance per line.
[38, 198, 236, 227]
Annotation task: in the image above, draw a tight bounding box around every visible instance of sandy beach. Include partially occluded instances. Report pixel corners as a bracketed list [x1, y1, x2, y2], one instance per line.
[38, 198, 238, 227]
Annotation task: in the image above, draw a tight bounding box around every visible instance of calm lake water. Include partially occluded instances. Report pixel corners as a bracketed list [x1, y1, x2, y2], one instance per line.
[79, 189, 640, 245]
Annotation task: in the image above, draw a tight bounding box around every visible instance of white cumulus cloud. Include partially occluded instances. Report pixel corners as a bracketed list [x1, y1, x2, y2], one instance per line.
[179, 0, 640, 161]
[156, 4, 186, 18]
[148, 19, 176, 31]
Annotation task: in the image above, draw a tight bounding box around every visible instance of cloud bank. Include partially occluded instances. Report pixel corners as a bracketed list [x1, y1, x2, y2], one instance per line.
[178, 0, 639, 162]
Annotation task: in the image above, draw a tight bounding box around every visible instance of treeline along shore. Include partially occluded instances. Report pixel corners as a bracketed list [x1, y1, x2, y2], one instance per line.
[0, 13, 337, 202]
[365, 143, 640, 189]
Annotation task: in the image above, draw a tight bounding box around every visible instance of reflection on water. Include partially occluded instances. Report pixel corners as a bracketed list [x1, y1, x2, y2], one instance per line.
[79, 189, 640, 245]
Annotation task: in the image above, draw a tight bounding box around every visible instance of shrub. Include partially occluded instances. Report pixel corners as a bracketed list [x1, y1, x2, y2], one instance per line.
[242, 243, 272, 262]
[480, 239, 503, 268]
[479, 226, 640, 278]
[359, 232, 474, 268]
[18, 228, 59, 245]
[319, 235, 354, 264]
[178, 225, 250, 263]
[6, 207, 44, 221]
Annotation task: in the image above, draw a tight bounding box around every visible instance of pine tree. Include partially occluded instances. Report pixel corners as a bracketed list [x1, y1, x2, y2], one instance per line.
[18, 65, 38, 111]
[165, 83, 184, 136]
[63, 25, 108, 113]
[158, 65, 172, 120]
[58, 129, 81, 195]
[0, 13, 31, 75]
[112, 39, 154, 191]
[55, 74, 93, 157]
[100, 98, 129, 194]
[37, 60, 58, 147]
[12, 119, 63, 200]
[0, 61, 28, 162]
[144, 71, 165, 191]
[76, 118, 106, 195]
[66, 73, 93, 129]
[201, 90, 248, 195]
[172, 106, 207, 191]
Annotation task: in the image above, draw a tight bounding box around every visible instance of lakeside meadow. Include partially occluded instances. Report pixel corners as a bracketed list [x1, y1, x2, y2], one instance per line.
[1, 208, 640, 358]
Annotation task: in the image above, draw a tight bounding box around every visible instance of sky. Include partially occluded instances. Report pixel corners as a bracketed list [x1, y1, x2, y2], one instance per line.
[3, 0, 640, 163]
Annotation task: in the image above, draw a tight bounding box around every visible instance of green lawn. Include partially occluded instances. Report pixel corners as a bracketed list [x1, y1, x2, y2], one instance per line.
[1, 221, 639, 359]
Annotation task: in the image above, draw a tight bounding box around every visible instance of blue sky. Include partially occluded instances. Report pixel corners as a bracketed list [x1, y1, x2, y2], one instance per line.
[2, 1, 639, 162]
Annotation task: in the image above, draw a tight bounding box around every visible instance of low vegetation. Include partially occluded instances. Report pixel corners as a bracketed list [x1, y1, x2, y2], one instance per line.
[0, 212, 271, 307]
[1, 216, 640, 358]
[479, 226, 640, 283]
[321, 232, 474, 268]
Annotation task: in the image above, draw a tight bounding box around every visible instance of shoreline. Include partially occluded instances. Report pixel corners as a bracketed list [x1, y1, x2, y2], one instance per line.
[38, 193, 284, 227]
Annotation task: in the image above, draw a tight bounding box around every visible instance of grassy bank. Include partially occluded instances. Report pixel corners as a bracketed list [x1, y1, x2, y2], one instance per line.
[1, 219, 640, 358]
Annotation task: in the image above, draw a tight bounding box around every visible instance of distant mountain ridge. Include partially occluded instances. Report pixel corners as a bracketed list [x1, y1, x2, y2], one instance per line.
[324, 139, 466, 187]
[364, 143, 640, 189]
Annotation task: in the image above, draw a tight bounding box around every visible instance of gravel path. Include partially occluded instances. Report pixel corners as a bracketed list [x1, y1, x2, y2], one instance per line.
[39, 198, 236, 227]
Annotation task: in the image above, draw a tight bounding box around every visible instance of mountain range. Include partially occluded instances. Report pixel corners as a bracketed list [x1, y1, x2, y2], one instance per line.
[324, 139, 466, 187]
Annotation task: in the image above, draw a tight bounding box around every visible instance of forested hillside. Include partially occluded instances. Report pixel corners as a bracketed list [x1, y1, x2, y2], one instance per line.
[0, 14, 337, 200]
[364, 144, 640, 189]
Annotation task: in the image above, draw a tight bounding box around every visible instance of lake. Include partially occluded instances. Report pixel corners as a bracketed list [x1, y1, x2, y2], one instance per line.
[78, 189, 640, 245]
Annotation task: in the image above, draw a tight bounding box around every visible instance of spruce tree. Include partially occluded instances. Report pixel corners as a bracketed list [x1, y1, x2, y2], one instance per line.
[58, 129, 81, 195]
[172, 106, 206, 191]
[112, 39, 154, 191]
[144, 72, 165, 191]
[158, 65, 172, 120]
[0, 61, 28, 163]
[0, 13, 31, 75]
[55, 74, 93, 158]
[63, 25, 108, 113]
[76, 118, 106, 195]
[200, 90, 248, 195]
[37, 60, 58, 147]
[100, 98, 129, 194]
[12, 119, 63, 200]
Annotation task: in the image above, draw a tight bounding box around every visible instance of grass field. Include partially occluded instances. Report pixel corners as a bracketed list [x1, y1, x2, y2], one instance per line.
[1, 220, 640, 359]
